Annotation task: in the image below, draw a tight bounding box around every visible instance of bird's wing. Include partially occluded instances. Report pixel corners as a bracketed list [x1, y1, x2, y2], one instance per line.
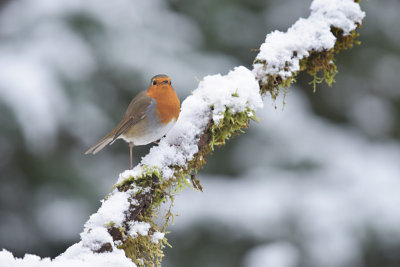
[123, 91, 152, 119]
[85, 91, 152, 154]
[110, 91, 153, 142]
[110, 117, 136, 143]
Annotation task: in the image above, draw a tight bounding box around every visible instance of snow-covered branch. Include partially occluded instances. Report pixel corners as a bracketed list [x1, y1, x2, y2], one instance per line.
[0, 0, 365, 266]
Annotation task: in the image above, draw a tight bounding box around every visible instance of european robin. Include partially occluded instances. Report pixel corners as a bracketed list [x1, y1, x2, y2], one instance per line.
[85, 74, 180, 169]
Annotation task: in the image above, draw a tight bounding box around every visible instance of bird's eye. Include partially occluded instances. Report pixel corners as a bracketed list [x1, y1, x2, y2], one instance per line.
[152, 80, 157, 85]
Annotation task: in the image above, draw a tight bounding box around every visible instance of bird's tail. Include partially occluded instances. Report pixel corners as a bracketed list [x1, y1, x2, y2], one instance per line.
[85, 132, 115, 155]
[85, 117, 132, 155]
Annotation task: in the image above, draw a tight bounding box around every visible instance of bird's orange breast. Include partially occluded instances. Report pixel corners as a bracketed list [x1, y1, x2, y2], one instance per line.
[146, 84, 180, 124]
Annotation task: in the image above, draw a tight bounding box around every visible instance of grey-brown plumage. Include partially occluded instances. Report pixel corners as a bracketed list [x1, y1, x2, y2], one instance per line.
[85, 74, 180, 170]
[84, 91, 152, 155]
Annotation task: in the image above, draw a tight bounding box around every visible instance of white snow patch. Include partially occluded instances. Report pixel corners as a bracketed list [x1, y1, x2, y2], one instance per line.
[0, 242, 135, 267]
[150, 232, 165, 244]
[128, 221, 151, 238]
[84, 190, 130, 228]
[193, 66, 263, 125]
[80, 189, 131, 250]
[81, 227, 113, 251]
[0, 188, 137, 266]
[118, 168, 144, 182]
[253, 0, 365, 80]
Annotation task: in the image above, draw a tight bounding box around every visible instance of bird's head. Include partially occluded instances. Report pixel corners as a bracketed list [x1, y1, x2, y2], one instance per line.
[146, 74, 176, 99]
[145, 74, 180, 122]
[149, 74, 171, 87]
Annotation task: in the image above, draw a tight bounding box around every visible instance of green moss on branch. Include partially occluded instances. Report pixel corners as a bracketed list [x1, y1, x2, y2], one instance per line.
[257, 23, 362, 100]
[106, 107, 257, 266]
[110, 169, 171, 267]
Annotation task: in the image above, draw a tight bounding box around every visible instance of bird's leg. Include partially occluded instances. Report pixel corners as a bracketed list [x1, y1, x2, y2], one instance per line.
[129, 142, 133, 170]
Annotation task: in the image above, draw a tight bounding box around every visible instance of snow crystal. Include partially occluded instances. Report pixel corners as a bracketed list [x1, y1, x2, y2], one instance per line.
[118, 168, 144, 181]
[128, 221, 151, 238]
[150, 232, 165, 244]
[81, 227, 112, 251]
[253, 0, 365, 80]
[84, 190, 129, 228]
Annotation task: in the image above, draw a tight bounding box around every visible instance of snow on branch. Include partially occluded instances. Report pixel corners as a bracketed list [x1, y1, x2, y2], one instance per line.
[254, 0, 364, 97]
[254, 0, 364, 80]
[0, 0, 365, 266]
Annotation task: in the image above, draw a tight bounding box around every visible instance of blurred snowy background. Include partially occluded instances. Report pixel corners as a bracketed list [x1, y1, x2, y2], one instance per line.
[0, 0, 399, 266]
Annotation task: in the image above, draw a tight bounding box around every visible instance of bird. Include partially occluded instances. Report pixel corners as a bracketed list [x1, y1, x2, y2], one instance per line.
[85, 74, 180, 170]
